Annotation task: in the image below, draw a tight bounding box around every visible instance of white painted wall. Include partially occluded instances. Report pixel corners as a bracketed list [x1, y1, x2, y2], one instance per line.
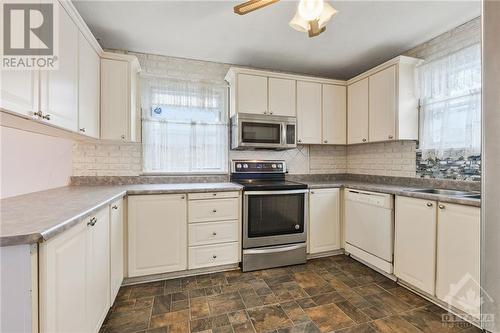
[0, 126, 73, 199]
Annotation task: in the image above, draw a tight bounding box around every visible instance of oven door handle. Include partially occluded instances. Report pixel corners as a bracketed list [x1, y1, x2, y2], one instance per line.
[244, 189, 309, 196]
[244, 243, 306, 255]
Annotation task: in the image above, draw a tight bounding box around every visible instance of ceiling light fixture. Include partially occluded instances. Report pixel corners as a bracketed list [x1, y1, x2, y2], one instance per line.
[289, 0, 337, 37]
[233, 0, 337, 38]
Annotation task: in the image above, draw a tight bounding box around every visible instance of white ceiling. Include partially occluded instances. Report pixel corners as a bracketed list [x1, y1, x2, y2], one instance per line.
[73, 0, 480, 79]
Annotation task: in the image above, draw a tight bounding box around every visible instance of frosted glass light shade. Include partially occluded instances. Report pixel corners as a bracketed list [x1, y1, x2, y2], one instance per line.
[318, 2, 338, 28]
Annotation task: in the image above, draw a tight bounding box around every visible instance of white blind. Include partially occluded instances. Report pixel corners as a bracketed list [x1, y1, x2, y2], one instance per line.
[141, 77, 228, 173]
[417, 43, 481, 159]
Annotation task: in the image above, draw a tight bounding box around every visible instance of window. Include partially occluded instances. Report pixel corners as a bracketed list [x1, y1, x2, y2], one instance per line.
[141, 76, 228, 173]
[417, 43, 481, 159]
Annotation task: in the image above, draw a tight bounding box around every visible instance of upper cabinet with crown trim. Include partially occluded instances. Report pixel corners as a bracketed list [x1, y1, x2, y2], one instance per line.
[347, 56, 421, 144]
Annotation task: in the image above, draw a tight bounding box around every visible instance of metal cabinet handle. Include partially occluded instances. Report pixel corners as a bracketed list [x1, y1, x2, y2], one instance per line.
[181, 195, 185, 199]
[212, 255, 217, 259]
[212, 209, 217, 213]
[33, 111, 43, 118]
[263, 111, 267, 114]
[362, 138, 367, 142]
[269, 110, 273, 115]
[311, 191, 315, 194]
[79, 128, 86, 133]
[42, 114, 51, 120]
[298, 139, 302, 143]
[121, 134, 125, 140]
[212, 193, 217, 196]
[426, 202, 433, 207]
[112, 205, 118, 209]
[438, 204, 445, 210]
[212, 232, 217, 236]
[324, 140, 328, 144]
[388, 135, 394, 139]
[87, 217, 97, 227]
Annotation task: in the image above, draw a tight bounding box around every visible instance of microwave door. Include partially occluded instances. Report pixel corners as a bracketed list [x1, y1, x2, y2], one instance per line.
[239, 121, 283, 148]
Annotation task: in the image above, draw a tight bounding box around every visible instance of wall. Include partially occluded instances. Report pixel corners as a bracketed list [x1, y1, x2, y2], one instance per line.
[73, 18, 480, 179]
[1, 126, 73, 199]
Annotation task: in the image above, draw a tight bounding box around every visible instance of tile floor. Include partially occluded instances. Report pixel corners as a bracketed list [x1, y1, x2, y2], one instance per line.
[100, 255, 483, 333]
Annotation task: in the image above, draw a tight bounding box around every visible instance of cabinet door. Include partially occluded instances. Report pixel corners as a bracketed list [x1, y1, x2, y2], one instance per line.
[309, 188, 341, 254]
[128, 194, 187, 277]
[86, 208, 110, 333]
[347, 78, 369, 144]
[40, 223, 87, 333]
[40, 3, 78, 131]
[369, 66, 396, 142]
[322, 84, 346, 144]
[101, 58, 129, 141]
[237, 74, 268, 115]
[268, 77, 296, 116]
[394, 196, 437, 295]
[110, 199, 124, 305]
[436, 203, 480, 318]
[78, 32, 100, 138]
[297, 81, 322, 144]
[0, 70, 39, 116]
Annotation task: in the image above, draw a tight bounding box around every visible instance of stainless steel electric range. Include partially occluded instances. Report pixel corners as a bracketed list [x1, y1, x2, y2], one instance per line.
[230, 160, 308, 272]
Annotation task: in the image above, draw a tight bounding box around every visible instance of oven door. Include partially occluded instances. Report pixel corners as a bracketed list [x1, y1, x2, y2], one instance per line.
[243, 189, 308, 248]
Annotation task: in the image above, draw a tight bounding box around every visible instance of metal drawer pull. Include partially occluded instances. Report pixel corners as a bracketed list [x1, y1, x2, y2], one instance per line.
[362, 138, 367, 142]
[112, 205, 118, 209]
[212, 255, 217, 259]
[80, 128, 86, 133]
[212, 209, 217, 213]
[42, 114, 51, 120]
[88, 217, 97, 227]
[212, 193, 217, 196]
[426, 202, 433, 207]
[212, 232, 217, 236]
[438, 204, 445, 209]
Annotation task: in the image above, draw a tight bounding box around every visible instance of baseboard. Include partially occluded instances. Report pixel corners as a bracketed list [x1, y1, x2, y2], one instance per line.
[122, 263, 240, 286]
[307, 249, 344, 259]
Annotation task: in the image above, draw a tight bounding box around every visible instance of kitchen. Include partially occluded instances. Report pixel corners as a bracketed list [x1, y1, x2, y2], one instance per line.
[0, 1, 498, 333]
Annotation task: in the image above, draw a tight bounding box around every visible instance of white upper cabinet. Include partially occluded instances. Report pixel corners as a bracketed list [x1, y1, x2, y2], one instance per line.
[268, 77, 296, 117]
[78, 32, 100, 138]
[322, 84, 346, 144]
[347, 78, 369, 144]
[369, 66, 396, 142]
[39, 2, 79, 132]
[348, 56, 420, 144]
[101, 53, 141, 142]
[297, 81, 322, 144]
[128, 194, 187, 277]
[436, 203, 480, 319]
[309, 188, 341, 254]
[0, 70, 39, 117]
[394, 196, 437, 295]
[237, 74, 268, 115]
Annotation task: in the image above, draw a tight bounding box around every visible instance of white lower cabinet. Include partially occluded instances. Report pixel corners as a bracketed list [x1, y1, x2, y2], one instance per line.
[394, 196, 437, 295]
[394, 196, 481, 319]
[110, 198, 124, 304]
[436, 203, 481, 318]
[40, 206, 110, 333]
[308, 188, 341, 254]
[188, 242, 239, 269]
[128, 194, 187, 277]
[86, 208, 110, 333]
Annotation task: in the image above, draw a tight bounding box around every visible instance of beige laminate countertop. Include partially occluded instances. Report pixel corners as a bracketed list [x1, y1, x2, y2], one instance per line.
[0, 180, 479, 247]
[0, 183, 243, 247]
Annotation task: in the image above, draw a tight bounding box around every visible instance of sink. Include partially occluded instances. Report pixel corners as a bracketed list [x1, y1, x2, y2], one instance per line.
[409, 188, 481, 199]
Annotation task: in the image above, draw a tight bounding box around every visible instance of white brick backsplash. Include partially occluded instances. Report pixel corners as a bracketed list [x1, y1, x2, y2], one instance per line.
[73, 142, 142, 176]
[347, 141, 417, 177]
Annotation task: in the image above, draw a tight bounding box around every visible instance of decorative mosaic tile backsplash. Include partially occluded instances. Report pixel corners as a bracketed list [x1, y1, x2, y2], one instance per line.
[416, 151, 481, 181]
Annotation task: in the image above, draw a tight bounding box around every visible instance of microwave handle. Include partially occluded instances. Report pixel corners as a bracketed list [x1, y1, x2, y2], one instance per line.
[281, 122, 287, 146]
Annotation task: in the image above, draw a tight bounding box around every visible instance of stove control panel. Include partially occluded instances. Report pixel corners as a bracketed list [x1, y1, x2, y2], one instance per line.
[232, 160, 285, 173]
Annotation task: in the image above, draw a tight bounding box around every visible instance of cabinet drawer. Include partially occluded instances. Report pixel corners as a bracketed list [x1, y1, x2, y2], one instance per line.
[189, 191, 240, 200]
[188, 198, 239, 223]
[188, 242, 239, 269]
[189, 220, 238, 246]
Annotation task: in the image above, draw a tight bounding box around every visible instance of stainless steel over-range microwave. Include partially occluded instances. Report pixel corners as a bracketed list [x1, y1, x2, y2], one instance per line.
[230, 113, 297, 150]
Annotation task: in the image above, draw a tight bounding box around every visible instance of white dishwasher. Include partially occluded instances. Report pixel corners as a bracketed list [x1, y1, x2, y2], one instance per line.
[345, 188, 394, 274]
